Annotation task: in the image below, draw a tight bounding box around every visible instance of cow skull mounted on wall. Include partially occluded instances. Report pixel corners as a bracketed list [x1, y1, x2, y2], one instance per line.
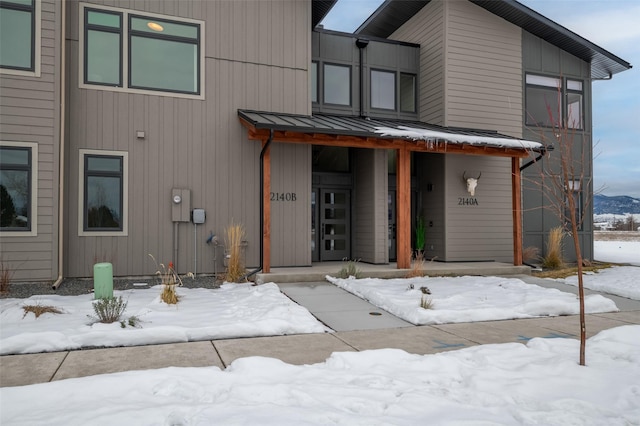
[463, 171, 481, 196]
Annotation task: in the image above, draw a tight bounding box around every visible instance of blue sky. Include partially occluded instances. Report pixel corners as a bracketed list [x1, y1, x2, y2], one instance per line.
[321, 0, 640, 198]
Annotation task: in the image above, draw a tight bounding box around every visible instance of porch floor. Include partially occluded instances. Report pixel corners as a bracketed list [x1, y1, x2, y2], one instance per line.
[256, 261, 531, 284]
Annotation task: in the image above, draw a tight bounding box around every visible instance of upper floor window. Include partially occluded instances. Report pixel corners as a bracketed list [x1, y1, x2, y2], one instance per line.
[323, 63, 351, 106]
[81, 4, 203, 98]
[371, 69, 395, 110]
[0, 0, 40, 76]
[525, 74, 583, 130]
[400, 73, 416, 113]
[0, 142, 37, 235]
[79, 150, 128, 236]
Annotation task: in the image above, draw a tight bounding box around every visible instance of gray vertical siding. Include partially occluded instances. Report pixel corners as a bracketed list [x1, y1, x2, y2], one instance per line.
[390, 0, 445, 125]
[521, 31, 593, 262]
[65, 0, 311, 277]
[0, 0, 61, 281]
[353, 148, 388, 264]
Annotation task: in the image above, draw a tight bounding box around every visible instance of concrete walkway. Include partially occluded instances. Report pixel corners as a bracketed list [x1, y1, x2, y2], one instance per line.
[2, 279, 639, 388]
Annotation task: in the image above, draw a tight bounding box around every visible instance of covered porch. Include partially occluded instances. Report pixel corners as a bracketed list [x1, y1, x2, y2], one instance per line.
[238, 110, 547, 274]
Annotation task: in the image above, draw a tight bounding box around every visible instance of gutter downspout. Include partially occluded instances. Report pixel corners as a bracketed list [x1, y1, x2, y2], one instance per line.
[356, 38, 369, 118]
[520, 145, 554, 172]
[240, 129, 273, 281]
[52, 0, 66, 290]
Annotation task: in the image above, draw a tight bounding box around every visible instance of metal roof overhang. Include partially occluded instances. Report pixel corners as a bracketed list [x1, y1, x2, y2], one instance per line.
[238, 110, 545, 158]
[312, 0, 338, 28]
[355, 0, 631, 79]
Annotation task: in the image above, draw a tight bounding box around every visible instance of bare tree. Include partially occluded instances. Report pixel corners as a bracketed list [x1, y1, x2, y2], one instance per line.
[526, 91, 592, 366]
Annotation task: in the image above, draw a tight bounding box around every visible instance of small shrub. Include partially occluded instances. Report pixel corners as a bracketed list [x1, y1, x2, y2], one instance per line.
[120, 315, 141, 328]
[89, 296, 127, 324]
[22, 304, 63, 319]
[224, 221, 247, 282]
[542, 226, 565, 270]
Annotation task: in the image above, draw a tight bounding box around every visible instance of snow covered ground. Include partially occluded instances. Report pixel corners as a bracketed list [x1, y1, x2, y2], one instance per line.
[561, 266, 640, 300]
[0, 240, 638, 424]
[326, 275, 617, 325]
[0, 283, 328, 355]
[595, 240, 640, 266]
[1, 326, 638, 425]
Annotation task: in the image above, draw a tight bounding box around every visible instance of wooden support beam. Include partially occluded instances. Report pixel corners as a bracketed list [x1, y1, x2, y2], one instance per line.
[262, 139, 271, 273]
[512, 157, 523, 266]
[396, 147, 411, 269]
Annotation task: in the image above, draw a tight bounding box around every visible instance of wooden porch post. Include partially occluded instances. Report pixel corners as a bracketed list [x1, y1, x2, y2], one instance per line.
[262, 139, 271, 273]
[512, 157, 523, 266]
[396, 147, 411, 269]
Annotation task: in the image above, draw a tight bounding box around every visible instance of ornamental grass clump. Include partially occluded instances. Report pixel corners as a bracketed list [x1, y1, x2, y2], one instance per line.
[542, 226, 565, 270]
[149, 255, 191, 304]
[22, 303, 63, 319]
[224, 221, 246, 283]
[337, 258, 362, 279]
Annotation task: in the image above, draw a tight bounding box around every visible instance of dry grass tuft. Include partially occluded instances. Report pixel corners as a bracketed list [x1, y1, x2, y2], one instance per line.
[0, 258, 14, 294]
[149, 254, 191, 305]
[406, 251, 426, 278]
[420, 294, 433, 309]
[533, 262, 614, 279]
[224, 221, 246, 283]
[522, 246, 540, 264]
[541, 226, 565, 270]
[337, 258, 362, 279]
[22, 304, 63, 319]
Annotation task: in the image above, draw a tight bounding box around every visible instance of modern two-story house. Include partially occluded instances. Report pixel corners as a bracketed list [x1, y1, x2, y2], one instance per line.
[0, 0, 631, 283]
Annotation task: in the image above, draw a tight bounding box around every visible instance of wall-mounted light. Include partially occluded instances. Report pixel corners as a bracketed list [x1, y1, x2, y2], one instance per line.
[147, 22, 164, 32]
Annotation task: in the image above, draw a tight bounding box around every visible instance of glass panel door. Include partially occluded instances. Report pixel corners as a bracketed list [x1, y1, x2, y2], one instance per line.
[320, 189, 350, 261]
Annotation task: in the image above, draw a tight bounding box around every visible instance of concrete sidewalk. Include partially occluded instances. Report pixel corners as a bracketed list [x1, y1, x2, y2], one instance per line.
[2, 310, 638, 388]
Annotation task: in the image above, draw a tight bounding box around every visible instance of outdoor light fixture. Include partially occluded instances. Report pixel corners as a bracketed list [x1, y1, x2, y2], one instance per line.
[147, 22, 164, 32]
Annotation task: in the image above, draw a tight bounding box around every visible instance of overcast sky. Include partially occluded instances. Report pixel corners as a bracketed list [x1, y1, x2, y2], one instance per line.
[320, 0, 640, 198]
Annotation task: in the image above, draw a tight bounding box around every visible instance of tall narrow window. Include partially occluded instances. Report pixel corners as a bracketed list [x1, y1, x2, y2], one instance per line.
[371, 69, 395, 110]
[0, 0, 35, 71]
[83, 154, 124, 232]
[85, 8, 122, 86]
[566, 79, 583, 129]
[525, 74, 561, 127]
[400, 73, 416, 113]
[0, 144, 35, 232]
[323, 63, 351, 106]
[311, 61, 318, 103]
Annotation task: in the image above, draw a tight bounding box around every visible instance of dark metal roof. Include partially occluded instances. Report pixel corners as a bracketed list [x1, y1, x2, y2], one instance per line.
[356, 0, 631, 79]
[312, 0, 338, 28]
[238, 109, 545, 152]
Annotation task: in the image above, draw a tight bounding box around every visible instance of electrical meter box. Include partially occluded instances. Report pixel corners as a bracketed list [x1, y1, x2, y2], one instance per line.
[171, 188, 191, 222]
[192, 208, 206, 224]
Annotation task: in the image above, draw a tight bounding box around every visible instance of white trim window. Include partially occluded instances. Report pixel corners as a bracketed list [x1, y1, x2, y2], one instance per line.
[0, 142, 38, 236]
[79, 149, 128, 236]
[0, 0, 41, 77]
[79, 3, 204, 99]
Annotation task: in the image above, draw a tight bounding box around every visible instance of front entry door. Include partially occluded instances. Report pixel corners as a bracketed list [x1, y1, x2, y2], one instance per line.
[319, 189, 350, 261]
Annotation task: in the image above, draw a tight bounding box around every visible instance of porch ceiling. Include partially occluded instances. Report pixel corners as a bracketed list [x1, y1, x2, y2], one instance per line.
[238, 110, 546, 158]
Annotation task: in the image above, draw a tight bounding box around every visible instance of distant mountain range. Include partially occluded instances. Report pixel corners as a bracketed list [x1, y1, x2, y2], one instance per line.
[593, 195, 640, 215]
